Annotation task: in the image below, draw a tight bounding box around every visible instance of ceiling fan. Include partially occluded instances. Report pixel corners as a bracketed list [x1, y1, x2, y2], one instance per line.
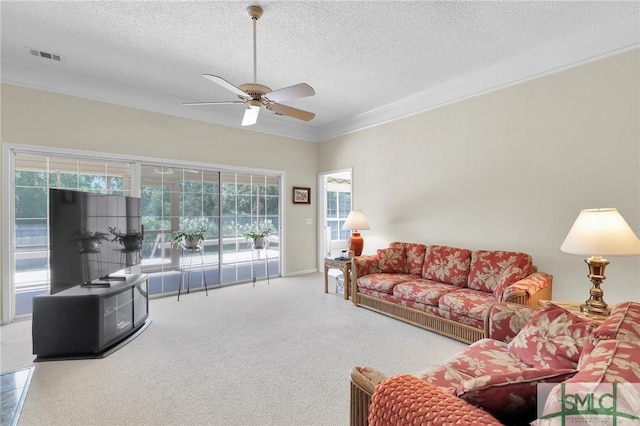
[183, 5, 316, 126]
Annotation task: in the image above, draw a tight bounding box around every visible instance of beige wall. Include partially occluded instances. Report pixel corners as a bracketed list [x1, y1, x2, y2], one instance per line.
[1, 84, 319, 317]
[2, 49, 639, 319]
[319, 49, 640, 303]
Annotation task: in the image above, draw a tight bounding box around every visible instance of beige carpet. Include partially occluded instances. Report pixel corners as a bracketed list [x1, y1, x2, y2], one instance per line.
[2, 273, 465, 425]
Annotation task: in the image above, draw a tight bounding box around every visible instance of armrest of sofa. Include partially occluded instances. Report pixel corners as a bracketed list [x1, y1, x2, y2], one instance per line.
[485, 302, 538, 343]
[351, 366, 388, 395]
[350, 366, 388, 426]
[501, 272, 553, 307]
[353, 255, 380, 279]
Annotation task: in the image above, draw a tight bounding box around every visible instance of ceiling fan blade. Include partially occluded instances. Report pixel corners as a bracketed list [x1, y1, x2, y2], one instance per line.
[202, 74, 249, 99]
[264, 83, 315, 103]
[241, 106, 260, 126]
[182, 101, 245, 106]
[267, 103, 315, 122]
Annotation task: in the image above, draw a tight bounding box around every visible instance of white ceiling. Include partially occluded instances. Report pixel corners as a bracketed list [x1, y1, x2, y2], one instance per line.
[1, 1, 639, 142]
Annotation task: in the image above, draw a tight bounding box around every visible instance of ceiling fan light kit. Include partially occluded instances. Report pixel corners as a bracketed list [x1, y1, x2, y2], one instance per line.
[183, 5, 316, 127]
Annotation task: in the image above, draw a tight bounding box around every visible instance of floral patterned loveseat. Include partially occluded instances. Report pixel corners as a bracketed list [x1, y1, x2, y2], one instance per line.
[350, 301, 640, 425]
[352, 242, 552, 343]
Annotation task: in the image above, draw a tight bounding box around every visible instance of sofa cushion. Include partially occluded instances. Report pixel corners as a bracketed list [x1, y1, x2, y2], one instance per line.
[377, 246, 406, 274]
[580, 301, 640, 364]
[443, 338, 576, 421]
[438, 288, 496, 323]
[486, 302, 539, 343]
[468, 250, 533, 294]
[574, 339, 640, 382]
[439, 311, 485, 329]
[460, 368, 577, 422]
[357, 288, 442, 316]
[390, 242, 427, 276]
[590, 301, 640, 343]
[508, 302, 597, 369]
[446, 338, 532, 375]
[541, 339, 640, 423]
[422, 245, 471, 286]
[393, 279, 459, 306]
[357, 273, 416, 294]
[415, 365, 471, 395]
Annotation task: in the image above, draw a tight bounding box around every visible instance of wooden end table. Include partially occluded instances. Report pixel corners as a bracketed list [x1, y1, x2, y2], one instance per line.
[324, 258, 352, 300]
[537, 300, 610, 323]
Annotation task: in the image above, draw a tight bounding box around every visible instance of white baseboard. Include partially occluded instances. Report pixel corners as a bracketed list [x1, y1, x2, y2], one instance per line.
[284, 269, 318, 277]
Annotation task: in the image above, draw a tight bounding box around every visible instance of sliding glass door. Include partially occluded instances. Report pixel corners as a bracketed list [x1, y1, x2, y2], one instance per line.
[5, 147, 282, 321]
[220, 173, 280, 284]
[138, 166, 281, 294]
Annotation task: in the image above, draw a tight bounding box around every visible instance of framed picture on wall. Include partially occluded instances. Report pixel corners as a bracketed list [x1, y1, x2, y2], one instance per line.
[293, 186, 311, 204]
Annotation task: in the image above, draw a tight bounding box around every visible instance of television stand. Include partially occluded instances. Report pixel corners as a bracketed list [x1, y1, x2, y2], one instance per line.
[33, 274, 149, 360]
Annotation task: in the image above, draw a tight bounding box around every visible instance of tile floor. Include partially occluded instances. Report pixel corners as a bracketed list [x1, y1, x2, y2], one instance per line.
[1, 367, 34, 426]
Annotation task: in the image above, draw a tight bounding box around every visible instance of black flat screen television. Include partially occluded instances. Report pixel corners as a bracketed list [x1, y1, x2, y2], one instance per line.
[49, 188, 142, 294]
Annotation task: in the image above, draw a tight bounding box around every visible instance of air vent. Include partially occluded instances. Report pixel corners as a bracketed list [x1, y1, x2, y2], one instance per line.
[27, 47, 63, 62]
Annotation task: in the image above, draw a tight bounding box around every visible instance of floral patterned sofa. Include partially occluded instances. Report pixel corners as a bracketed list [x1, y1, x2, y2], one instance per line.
[351, 242, 552, 343]
[350, 301, 640, 425]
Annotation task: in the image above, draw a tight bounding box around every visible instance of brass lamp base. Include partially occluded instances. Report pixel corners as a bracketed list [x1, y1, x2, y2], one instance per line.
[580, 256, 611, 317]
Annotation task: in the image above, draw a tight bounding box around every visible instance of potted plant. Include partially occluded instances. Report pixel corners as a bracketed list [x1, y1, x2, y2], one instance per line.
[172, 226, 207, 249]
[108, 227, 143, 251]
[243, 221, 275, 249]
[70, 230, 109, 253]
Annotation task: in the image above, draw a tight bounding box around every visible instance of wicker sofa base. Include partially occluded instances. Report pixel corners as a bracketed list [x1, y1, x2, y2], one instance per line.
[353, 292, 484, 344]
[350, 372, 373, 426]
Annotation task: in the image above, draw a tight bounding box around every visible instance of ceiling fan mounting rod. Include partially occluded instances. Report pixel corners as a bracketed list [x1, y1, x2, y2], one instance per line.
[247, 5, 263, 84]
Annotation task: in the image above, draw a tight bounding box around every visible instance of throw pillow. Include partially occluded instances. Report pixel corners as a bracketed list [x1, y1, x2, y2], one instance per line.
[369, 375, 503, 426]
[460, 368, 577, 421]
[508, 302, 597, 369]
[377, 246, 406, 274]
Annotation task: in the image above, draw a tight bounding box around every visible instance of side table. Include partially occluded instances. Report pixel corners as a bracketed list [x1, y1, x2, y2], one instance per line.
[324, 258, 352, 300]
[537, 300, 610, 323]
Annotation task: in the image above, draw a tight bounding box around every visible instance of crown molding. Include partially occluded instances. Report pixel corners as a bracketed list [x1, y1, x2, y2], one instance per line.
[315, 12, 640, 142]
[2, 13, 638, 143]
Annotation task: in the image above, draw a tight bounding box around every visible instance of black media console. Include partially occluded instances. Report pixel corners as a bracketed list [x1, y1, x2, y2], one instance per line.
[32, 274, 149, 360]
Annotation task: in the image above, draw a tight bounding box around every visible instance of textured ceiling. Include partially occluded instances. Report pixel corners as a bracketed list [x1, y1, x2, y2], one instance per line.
[1, 1, 639, 142]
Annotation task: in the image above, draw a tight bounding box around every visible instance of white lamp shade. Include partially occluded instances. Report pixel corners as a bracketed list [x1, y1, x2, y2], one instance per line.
[561, 208, 640, 256]
[342, 210, 370, 231]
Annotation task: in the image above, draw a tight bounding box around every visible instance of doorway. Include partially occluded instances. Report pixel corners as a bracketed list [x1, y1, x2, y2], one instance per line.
[316, 169, 353, 270]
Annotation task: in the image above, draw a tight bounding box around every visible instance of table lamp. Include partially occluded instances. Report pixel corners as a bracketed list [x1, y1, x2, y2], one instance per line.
[342, 210, 370, 257]
[560, 208, 640, 316]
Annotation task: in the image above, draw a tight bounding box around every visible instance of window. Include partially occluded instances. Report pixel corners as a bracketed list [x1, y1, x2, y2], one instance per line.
[326, 181, 352, 241]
